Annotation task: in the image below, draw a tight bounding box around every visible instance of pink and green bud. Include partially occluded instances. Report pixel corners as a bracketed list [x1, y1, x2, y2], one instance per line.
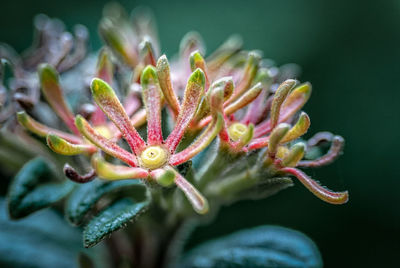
[265, 123, 291, 161]
[92, 154, 148, 180]
[226, 51, 261, 105]
[17, 111, 81, 144]
[281, 167, 349, 205]
[139, 38, 157, 66]
[156, 55, 181, 117]
[75, 115, 138, 167]
[281, 142, 306, 167]
[190, 50, 209, 88]
[174, 170, 209, 214]
[46, 134, 96, 155]
[91, 78, 146, 154]
[298, 135, 344, 168]
[165, 68, 205, 152]
[206, 35, 243, 74]
[38, 63, 79, 135]
[269, 79, 297, 129]
[224, 82, 262, 116]
[96, 47, 114, 84]
[280, 112, 311, 144]
[141, 65, 163, 145]
[179, 31, 205, 58]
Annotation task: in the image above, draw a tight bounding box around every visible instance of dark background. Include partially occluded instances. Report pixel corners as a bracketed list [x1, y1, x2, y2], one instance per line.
[1, 0, 399, 267]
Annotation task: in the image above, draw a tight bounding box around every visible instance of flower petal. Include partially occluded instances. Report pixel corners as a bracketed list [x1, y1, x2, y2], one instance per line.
[232, 123, 254, 151]
[46, 134, 96, 155]
[224, 51, 261, 105]
[92, 153, 148, 180]
[38, 63, 79, 134]
[17, 111, 81, 144]
[156, 55, 181, 117]
[280, 167, 349, 205]
[170, 113, 223, 166]
[224, 82, 262, 116]
[139, 38, 157, 66]
[190, 50, 210, 89]
[174, 169, 209, 214]
[141, 66, 163, 145]
[91, 78, 146, 154]
[269, 79, 297, 129]
[96, 47, 114, 84]
[75, 115, 138, 167]
[92, 48, 114, 125]
[255, 82, 311, 137]
[165, 68, 205, 152]
[281, 142, 306, 167]
[280, 112, 311, 144]
[265, 123, 290, 161]
[63, 163, 96, 183]
[298, 135, 344, 168]
[206, 35, 242, 75]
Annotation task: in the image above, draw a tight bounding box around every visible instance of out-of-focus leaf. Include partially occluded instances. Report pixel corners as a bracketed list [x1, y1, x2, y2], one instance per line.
[83, 198, 149, 248]
[65, 179, 146, 225]
[181, 225, 323, 268]
[0, 198, 109, 268]
[7, 157, 73, 219]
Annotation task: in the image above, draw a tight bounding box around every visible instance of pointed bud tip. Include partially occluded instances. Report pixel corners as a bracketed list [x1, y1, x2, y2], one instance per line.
[189, 68, 205, 86]
[38, 63, 58, 83]
[247, 51, 262, 65]
[295, 82, 312, 97]
[75, 114, 85, 129]
[46, 133, 61, 146]
[157, 54, 168, 65]
[141, 65, 158, 85]
[90, 77, 112, 96]
[16, 111, 28, 123]
[190, 50, 204, 62]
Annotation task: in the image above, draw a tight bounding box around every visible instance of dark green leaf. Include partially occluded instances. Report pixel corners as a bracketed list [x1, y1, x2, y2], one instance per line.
[7, 157, 73, 219]
[83, 198, 149, 248]
[65, 179, 146, 225]
[181, 225, 323, 268]
[0, 198, 109, 268]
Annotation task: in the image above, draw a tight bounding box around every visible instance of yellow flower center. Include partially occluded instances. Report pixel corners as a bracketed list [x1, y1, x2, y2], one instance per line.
[228, 123, 248, 141]
[276, 146, 290, 159]
[140, 146, 168, 170]
[94, 125, 113, 139]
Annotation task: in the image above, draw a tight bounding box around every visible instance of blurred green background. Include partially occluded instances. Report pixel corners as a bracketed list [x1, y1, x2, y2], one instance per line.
[1, 0, 399, 267]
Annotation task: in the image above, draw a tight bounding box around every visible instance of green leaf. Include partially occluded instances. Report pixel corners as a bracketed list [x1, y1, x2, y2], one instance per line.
[7, 157, 73, 219]
[83, 198, 149, 248]
[65, 179, 146, 225]
[181, 225, 323, 268]
[0, 198, 109, 268]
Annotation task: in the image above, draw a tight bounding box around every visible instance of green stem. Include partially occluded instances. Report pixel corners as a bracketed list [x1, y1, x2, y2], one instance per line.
[196, 142, 243, 190]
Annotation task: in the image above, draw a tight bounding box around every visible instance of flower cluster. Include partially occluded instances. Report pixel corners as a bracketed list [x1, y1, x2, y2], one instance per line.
[12, 4, 348, 217]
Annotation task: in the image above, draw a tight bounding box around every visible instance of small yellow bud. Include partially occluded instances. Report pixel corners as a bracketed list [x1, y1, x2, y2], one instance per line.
[228, 123, 248, 142]
[94, 125, 113, 139]
[140, 146, 168, 170]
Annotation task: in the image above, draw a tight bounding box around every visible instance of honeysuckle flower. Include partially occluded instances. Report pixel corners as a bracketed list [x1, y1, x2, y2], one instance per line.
[16, 49, 145, 180]
[75, 66, 223, 214]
